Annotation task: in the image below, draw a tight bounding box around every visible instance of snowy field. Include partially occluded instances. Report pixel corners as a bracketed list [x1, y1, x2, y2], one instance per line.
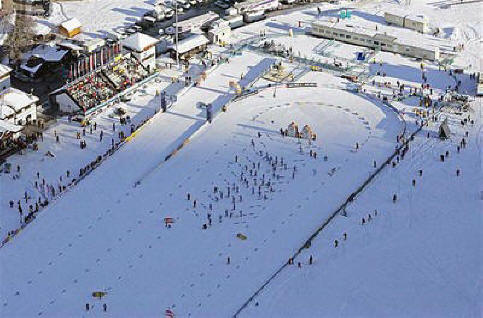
[1, 0, 482, 317]
[0, 67, 405, 317]
[36, 0, 156, 38]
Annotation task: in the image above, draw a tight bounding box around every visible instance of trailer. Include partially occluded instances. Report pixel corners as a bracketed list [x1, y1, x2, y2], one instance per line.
[243, 10, 265, 23]
[225, 14, 243, 29]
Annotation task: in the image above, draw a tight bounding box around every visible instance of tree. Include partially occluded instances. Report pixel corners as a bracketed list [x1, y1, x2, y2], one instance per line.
[3, 0, 37, 64]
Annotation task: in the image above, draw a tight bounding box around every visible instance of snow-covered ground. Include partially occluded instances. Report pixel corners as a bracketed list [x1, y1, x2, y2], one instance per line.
[0, 67, 405, 316]
[0, 0, 481, 317]
[35, 0, 155, 39]
[241, 117, 481, 317]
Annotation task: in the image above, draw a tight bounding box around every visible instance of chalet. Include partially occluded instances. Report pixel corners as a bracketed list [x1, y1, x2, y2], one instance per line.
[0, 88, 39, 126]
[122, 32, 159, 71]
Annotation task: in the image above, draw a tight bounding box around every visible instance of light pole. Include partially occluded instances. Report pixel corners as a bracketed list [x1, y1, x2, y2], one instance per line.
[175, 0, 179, 67]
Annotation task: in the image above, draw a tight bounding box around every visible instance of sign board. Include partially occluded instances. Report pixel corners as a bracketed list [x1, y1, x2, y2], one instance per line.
[286, 82, 317, 88]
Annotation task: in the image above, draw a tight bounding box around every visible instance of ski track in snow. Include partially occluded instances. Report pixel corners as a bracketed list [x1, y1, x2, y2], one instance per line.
[1, 0, 481, 316]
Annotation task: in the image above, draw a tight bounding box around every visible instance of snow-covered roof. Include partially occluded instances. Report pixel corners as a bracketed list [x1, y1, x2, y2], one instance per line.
[83, 38, 106, 48]
[169, 34, 209, 54]
[210, 19, 230, 30]
[0, 104, 14, 119]
[385, 8, 428, 23]
[20, 63, 42, 75]
[30, 44, 69, 62]
[0, 88, 39, 112]
[60, 18, 82, 32]
[0, 119, 23, 133]
[225, 14, 243, 22]
[312, 15, 450, 51]
[173, 11, 219, 31]
[58, 40, 85, 51]
[234, 0, 278, 12]
[122, 32, 159, 52]
[0, 64, 12, 78]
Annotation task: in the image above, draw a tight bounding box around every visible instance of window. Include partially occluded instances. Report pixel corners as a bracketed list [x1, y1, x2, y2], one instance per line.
[346, 35, 351, 39]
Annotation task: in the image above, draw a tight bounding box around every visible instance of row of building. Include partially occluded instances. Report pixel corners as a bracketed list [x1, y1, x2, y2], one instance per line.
[310, 14, 451, 61]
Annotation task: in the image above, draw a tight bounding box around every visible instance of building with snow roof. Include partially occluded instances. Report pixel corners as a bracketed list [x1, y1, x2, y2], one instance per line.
[20, 44, 69, 78]
[173, 11, 220, 33]
[59, 18, 82, 38]
[234, 0, 279, 13]
[168, 33, 209, 60]
[384, 9, 430, 34]
[208, 19, 231, 45]
[122, 32, 159, 71]
[0, 64, 12, 91]
[0, 88, 39, 126]
[310, 16, 448, 61]
[0, 119, 23, 141]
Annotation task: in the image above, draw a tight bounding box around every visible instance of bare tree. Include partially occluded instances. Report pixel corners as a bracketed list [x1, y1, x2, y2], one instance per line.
[3, 0, 37, 64]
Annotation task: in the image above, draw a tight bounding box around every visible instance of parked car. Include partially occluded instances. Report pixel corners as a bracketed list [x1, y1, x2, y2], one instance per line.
[165, 9, 174, 18]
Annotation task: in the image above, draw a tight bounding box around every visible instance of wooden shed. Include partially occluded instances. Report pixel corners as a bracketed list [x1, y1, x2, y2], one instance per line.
[59, 18, 82, 38]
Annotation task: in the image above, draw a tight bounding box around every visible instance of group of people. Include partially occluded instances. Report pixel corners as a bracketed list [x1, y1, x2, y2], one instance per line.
[185, 131, 303, 232]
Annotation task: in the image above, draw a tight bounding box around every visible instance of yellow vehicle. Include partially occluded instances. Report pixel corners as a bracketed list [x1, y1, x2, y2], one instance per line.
[310, 65, 320, 72]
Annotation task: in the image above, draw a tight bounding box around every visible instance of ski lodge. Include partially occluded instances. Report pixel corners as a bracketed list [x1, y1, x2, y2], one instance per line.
[59, 18, 82, 38]
[310, 16, 449, 61]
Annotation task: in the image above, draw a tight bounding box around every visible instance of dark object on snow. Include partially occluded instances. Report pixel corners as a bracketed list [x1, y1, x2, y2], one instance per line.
[439, 119, 451, 139]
